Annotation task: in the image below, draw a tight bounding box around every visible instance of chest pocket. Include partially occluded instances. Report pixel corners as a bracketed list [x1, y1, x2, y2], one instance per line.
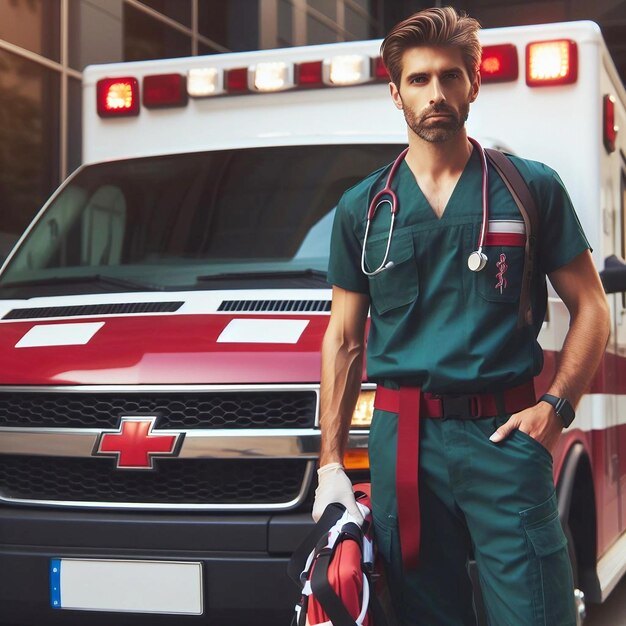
[475, 221, 525, 304]
[367, 232, 418, 315]
[477, 246, 524, 303]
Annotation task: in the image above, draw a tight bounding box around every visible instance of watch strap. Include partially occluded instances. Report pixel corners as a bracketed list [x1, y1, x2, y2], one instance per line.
[539, 393, 575, 427]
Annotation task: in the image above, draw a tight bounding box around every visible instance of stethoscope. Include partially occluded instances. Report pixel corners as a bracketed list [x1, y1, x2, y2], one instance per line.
[361, 136, 489, 276]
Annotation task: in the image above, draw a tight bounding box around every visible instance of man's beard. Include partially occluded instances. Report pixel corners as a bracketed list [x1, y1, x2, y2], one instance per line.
[403, 101, 469, 143]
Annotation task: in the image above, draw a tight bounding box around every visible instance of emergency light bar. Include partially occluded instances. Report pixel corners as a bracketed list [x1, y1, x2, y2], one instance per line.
[526, 39, 577, 86]
[96, 39, 581, 117]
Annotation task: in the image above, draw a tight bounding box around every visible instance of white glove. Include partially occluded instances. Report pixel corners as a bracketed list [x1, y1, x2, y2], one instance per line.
[312, 462, 364, 525]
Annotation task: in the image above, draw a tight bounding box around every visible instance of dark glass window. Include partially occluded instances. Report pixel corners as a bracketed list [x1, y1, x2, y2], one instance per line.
[0, 49, 60, 254]
[277, 0, 293, 46]
[198, 42, 220, 56]
[345, 5, 371, 39]
[0, 0, 60, 61]
[307, 14, 338, 44]
[67, 77, 82, 176]
[137, 0, 191, 27]
[198, 0, 230, 47]
[124, 3, 191, 62]
[309, 0, 336, 20]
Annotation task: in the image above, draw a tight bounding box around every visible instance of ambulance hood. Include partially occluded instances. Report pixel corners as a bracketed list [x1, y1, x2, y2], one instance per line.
[0, 290, 332, 385]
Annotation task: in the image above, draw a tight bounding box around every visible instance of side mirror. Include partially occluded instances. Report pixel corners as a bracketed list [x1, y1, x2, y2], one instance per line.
[600, 255, 626, 294]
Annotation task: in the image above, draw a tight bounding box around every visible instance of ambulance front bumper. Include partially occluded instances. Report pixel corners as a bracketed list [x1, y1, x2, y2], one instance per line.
[0, 506, 312, 626]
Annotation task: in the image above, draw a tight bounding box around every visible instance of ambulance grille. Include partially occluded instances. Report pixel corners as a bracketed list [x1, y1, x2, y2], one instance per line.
[0, 390, 317, 429]
[0, 456, 308, 507]
[3, 301, 183, 319]
[218, 299, 331, 312]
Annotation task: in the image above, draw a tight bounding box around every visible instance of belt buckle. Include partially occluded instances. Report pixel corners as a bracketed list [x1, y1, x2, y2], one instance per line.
[441, 394, 482, 420]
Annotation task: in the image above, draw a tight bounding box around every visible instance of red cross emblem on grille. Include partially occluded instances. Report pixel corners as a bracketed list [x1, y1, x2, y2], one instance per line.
[94, 417, 184, 469]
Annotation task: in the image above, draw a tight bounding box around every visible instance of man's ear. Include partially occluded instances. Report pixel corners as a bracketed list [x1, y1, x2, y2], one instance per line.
[469, 70, 481, 103]
[389, 81, 403, 110]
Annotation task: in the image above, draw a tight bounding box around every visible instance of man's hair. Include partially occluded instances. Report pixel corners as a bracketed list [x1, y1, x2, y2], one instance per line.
[380, 7, 482, 88]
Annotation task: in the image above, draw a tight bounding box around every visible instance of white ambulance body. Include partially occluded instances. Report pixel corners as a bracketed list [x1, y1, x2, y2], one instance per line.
[0, 20, 623, 625]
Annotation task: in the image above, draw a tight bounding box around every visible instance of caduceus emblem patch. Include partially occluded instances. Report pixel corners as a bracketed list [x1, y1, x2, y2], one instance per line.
[495, 253, 508, 294]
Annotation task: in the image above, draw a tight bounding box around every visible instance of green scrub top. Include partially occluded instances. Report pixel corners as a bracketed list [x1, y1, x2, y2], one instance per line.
[327, 148, 590, 393]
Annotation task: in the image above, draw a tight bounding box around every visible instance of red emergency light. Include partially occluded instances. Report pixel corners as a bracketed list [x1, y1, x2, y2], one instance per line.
[143, 73, 188, 108]
[526, 39, 578, 86]
[225, 68, 249, 94]
[604, 94, 618, 153]
[296, 61, 323, 87]
[97, 77, 140, 117]
[373, 57, 390, 80]
[480, 44, 518, 83]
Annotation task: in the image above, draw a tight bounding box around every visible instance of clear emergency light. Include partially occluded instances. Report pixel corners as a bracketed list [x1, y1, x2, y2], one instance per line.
[250, 62, 293, 92]
[526, 39, 577, 86]
[323, 55, 371, 85]
[604, 94, 618, 153]
[480, 44, 518, 83]
[97, 77, 139, 117]
[187, 68, 223, 97]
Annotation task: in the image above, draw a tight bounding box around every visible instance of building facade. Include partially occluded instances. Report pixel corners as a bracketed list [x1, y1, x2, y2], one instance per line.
[0, 0, 624, 255]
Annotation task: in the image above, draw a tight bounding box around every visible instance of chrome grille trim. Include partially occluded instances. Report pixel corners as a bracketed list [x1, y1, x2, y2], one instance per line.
[0, 427, 321, 459]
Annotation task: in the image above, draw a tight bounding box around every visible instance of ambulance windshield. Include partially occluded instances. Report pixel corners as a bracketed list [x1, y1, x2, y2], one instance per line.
[0, 144, 400, 296]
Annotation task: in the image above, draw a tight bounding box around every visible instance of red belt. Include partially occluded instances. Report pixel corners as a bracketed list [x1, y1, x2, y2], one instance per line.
[373, 381, 536, 570]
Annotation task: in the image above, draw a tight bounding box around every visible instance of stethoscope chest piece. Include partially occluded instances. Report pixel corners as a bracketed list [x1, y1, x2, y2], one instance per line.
[467, 250, 488, 272]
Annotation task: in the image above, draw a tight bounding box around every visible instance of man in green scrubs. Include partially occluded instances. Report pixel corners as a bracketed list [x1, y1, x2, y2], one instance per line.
[313, 7, 610, 626]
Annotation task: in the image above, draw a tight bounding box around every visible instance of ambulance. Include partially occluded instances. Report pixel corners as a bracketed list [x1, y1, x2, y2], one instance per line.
[0, 19, 623, 625]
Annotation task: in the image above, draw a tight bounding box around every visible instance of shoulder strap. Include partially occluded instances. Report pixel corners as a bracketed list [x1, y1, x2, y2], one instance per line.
[485, 149, 539, 328]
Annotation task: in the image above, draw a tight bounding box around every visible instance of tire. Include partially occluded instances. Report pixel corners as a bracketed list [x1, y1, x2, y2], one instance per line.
[565, 523, 586, 625]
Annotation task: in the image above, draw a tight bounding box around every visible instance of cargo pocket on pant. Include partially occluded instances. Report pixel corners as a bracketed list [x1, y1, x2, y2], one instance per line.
[520, 492, 576, 625]
[373, 511, 404, 603]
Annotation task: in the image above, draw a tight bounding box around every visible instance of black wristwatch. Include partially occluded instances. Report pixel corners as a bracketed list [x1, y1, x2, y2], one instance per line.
[539, 394, 575, 428]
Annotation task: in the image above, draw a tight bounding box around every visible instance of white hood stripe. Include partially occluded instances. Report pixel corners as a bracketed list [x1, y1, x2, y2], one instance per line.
[217, 319, 309, 344]
[15, 322, 105, 348]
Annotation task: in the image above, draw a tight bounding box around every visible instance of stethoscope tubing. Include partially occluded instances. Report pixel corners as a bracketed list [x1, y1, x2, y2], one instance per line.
[361, 138, 489, 277]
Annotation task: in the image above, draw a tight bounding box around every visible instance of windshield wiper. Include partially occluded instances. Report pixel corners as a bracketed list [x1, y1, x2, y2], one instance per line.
[0, 274, 163, 291]
[196, 269, 328, 282]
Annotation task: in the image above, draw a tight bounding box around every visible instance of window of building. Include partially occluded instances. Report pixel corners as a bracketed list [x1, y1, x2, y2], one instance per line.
[137, 0, 192, 27]
[67, 77, 82, 176]
[309, 0, 336, 21]
[0, 0, 60, 61]
[345, 4, 371, 39]
[276, 0, 293, 46]
[0, 49, 60, 246]
[197, 0, 230, 49]
[307, 14, 338, 44]
[124, 3, 191, 62]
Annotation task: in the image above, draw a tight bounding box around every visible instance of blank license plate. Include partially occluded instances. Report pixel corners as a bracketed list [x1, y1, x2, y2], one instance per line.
[50, 558, 203, 615]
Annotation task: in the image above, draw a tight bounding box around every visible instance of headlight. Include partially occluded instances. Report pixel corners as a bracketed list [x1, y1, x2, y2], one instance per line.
[350, 389, 375, 428]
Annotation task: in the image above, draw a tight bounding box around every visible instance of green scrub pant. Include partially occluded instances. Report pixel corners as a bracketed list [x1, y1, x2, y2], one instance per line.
[369, 409, 576, 626]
